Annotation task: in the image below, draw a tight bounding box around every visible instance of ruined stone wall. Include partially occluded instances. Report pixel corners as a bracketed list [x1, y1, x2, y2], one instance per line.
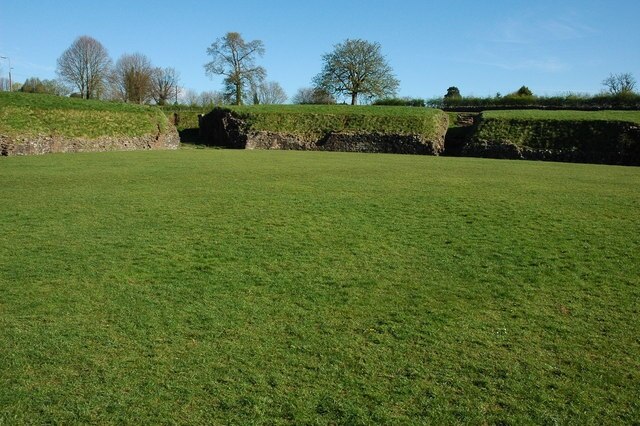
[199, 110, 446, 155]
[463, 118, 640, 166]
[0, 125, 180, 156]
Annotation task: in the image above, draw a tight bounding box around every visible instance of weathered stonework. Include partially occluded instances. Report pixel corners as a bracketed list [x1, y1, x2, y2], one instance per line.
[0, 125, 180, 156]
[463, 123, 640, 166]
[199, 110, 447, 155]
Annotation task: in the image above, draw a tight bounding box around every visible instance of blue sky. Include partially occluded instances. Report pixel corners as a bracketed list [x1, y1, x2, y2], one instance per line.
[1, 0, 639, 100]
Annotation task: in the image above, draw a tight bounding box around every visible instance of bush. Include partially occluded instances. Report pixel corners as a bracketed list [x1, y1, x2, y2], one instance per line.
[439, 92, 640, 110]
[373, 97, 425, 107]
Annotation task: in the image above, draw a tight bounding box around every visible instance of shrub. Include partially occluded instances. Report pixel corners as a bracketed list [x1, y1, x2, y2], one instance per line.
[373, 97, 425, 107]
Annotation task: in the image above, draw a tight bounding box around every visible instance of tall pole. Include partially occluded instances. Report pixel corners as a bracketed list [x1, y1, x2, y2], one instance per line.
[0, 56, 10, 91]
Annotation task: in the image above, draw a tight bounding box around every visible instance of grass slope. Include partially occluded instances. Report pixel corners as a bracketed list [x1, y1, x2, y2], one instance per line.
[0, 92, 168, 139]
[473, 110, 640, 161]
[1, 150, 639, 424]
[221, 105, 448, 139]
[483, 109, 640, 123]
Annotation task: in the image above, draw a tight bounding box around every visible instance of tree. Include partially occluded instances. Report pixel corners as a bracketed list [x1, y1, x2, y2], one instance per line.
[313, 39, 399, 105]
[19, 77, 70, 96]
[198, 90, 225, 107]
[253, 81, 288, 104]
[514, 85, 533, 97]
[151, 67, 180, 106]
[444, 86, 461, 99]
[181, 89, 200, 107]
[56, 35, 111, 99]
[111, 53, 154, 104]
[204, 32, 266, 105]
[0, 77, 12, 92]
[602, 73, 636, 96]
[292, 87, 336, 104]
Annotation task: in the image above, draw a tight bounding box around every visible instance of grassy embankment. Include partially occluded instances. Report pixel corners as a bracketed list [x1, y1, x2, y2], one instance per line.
[1, 149, 638, 424]
[0, 92, 169, 140]
[209, 104, 449, 140]
[472, 109, 640, 150]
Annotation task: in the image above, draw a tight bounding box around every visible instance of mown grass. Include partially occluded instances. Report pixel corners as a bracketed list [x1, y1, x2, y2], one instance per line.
[223, 105, 448, 139]
[483, 109, 640, 123]
[0, 92, 168, 139]
[1, 150, 639, 424]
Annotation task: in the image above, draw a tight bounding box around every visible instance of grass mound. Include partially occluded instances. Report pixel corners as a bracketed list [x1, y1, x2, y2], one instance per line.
[1, 150, 638, 423]
[469, 109, 640, 164]
[221, 104, 448, 139]
[0, 92, 169, 139]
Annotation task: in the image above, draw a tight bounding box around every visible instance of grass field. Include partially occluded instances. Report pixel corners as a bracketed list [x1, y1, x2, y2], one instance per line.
[1, 150, 639, 424]
[0, 92, 168, 139]
[216, 105, 448, 139]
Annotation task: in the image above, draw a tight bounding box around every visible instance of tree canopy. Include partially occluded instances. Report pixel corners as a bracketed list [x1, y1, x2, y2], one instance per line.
[313, 39, 399, 105]
[444, 86, 461, 99]
[602, 73, 636, 96]
[110, 53, 154, 104]
[56, 35, 111, 99]
[204, 32, 266, 105]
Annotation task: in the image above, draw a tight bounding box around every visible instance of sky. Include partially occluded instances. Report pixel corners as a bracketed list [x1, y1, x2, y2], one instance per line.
[1, 0, 639, 101]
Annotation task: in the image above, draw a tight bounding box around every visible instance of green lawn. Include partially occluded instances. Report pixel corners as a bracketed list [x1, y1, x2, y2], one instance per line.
[1, 150, 638, 424]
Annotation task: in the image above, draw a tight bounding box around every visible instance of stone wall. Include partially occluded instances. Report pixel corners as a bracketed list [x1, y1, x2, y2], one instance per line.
[0, 125, 180, 156]
[463, 118, 640, 166]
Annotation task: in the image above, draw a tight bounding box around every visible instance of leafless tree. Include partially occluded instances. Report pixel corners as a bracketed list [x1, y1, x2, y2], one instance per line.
[181, 89, 200, 107]
[198, 90, 225, 107]
[204, 32, 266, 105]
[602, 72, 637, 96]
[292, 87, 336, 104]
[314, 39, 399, 105]
[56, 35, 112, 99]
[151, 67, 180, 105]
[252, 81, 288, 104]
[111, 53, 154, 104]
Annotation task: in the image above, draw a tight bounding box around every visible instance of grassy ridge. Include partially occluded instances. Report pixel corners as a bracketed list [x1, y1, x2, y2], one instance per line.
[472, 109, 640, 157]
[483, 109, 640, 123]
[1, 150, 638, 424]
[223, 105, 448, 139]
[0, 92, 168, 139]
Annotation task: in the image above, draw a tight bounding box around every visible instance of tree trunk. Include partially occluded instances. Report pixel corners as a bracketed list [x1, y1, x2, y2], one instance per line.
[351, 92, 358, 105]
[235, 83, 243, 105]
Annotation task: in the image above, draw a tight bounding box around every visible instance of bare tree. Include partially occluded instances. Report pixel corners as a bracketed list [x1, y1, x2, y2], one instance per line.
[602, 73, 637, 96]
[151, 67, 180, 105]
[181, 89, 200, 107]
[0, 77, 10, 92]
[292, 87, 336, 104]
[198, 90, 225, 107]
[56, 35, 112, 99]
[252, 81, 287, 104]
[314, 39, 399, 105]
[111, 53, 154, 104]
[204, 32, 266, 105]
